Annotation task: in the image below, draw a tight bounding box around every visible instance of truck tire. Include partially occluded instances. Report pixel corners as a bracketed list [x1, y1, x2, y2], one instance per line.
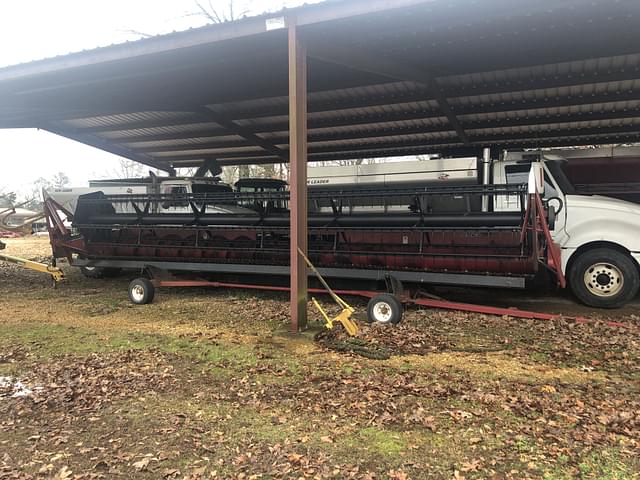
[80, 266, 122, 278]
[568, 248, 639, 308]
[366, 294, 403, 324]
[128, 278, 155, 305]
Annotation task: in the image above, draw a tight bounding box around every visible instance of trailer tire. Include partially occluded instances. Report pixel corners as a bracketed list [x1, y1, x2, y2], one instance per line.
[128, 278, 155, 305]
[568, 248, 639, 309]
[367, 294, 403, 324]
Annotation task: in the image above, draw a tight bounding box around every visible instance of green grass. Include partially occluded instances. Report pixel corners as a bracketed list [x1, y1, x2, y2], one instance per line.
[343, 427, 406, 457]
[2, 270, 639, 479]
[544, 450, 640, 480]
[0, 322, 257, 368]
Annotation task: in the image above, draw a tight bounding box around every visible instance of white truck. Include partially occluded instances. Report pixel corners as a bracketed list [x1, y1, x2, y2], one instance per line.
[308, 151, 640, 308]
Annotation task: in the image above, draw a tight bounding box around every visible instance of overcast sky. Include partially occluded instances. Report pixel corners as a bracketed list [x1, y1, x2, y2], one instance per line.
[0, 0, 316, 198]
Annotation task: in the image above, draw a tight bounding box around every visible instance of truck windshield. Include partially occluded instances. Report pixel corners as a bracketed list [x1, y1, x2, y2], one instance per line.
[192, 184, 232, 194]
[238, 186, 287, 211]
[504, 164, 558, 198]
[192, 183, 235, 205]
[505, 160, 575, 197]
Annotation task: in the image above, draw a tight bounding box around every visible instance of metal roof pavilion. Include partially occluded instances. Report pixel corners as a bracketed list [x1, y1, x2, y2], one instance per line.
[2, 0, 640, 331]
[0, 0, 639, 174]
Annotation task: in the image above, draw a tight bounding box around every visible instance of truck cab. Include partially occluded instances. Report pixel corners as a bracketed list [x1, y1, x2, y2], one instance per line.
[495, 151, 640, 308]
[234, 178, 288, 214]
[159, 179, 237, 212]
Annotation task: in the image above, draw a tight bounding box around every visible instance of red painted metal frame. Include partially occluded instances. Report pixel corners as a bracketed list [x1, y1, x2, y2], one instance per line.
[153, 279, 629, 329]
[535, 192, 566, 288]
[43, 197, 86, 262]
[520, 192, 566, 288]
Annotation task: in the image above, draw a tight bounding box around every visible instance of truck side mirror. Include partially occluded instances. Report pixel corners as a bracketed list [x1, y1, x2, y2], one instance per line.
[528, 162, 545, 195]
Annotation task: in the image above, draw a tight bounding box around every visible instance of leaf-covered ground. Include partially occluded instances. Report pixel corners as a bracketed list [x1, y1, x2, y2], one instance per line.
[1, 237, 639, 479]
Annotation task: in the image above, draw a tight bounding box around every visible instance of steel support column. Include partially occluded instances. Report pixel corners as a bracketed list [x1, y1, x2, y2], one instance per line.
[288, 22, 308, 332]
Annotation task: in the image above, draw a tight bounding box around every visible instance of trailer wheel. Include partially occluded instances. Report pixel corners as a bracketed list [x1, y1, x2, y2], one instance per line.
[366, 294, 403, 324]
[128, 278, 155, 305]
[569, 248, 639, 308]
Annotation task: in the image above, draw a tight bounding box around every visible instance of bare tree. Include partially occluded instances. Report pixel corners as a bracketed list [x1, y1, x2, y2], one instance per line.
[221, 165, 240, 185]
[189, 0, 249, 24]
[106, 159, 148, 179]
[0, 189, 17, 209]
[52, 172, 71, 189]
[18, 176, 64, 211]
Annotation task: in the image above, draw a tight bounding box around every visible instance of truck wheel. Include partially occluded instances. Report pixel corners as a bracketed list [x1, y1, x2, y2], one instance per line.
[128, 278, 155, 305]
[80, 266, 121, 278]
[569, 248, 639, 308]
[366, 294, 403, 324]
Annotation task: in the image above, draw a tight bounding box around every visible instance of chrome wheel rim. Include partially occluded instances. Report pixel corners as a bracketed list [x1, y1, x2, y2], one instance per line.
[373, 301, 393, 322]
[131, 284, 146, 302]
[584, 263, 624, 298]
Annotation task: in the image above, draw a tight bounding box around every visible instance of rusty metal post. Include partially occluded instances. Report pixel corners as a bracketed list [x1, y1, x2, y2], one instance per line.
[288, 21, 308, 332]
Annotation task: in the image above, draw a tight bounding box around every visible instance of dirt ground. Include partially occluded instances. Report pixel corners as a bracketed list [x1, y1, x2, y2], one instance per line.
[1, 237, 639, 480]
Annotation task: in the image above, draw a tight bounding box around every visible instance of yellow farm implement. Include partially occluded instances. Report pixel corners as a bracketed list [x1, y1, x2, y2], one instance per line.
[298, 248, 359, 336]
[0, 239, 64, 285]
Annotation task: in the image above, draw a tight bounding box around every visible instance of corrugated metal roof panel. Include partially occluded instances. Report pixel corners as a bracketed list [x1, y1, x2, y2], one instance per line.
[61, 111, 197, 129]
[458, 100, 640, 123]
[308, 131, 458, 148]
[100, 123, 220, 140]
[440, 53, 640, 92]
[120, 135, 243, 149]
[151, 145, 263, 157]
[469, 118, 640, 136]
[262, 117, 451, 139]
[449, 81, 640, 110]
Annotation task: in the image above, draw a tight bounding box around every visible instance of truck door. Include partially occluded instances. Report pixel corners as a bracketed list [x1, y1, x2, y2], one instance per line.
[494, 163, 529, 212]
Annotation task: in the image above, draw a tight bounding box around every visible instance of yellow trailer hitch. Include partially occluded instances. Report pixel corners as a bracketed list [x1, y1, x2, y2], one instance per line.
[298, 248, 359, 336]
[0, 251, 64, 285]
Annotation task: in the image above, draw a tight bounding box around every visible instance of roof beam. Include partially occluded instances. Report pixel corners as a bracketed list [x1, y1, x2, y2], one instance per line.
[308, 43, 470, 144]
[199, 107, 289, 161]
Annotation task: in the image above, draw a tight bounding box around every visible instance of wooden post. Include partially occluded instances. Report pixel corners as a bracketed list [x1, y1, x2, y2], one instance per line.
[288, 21, 308, 332]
